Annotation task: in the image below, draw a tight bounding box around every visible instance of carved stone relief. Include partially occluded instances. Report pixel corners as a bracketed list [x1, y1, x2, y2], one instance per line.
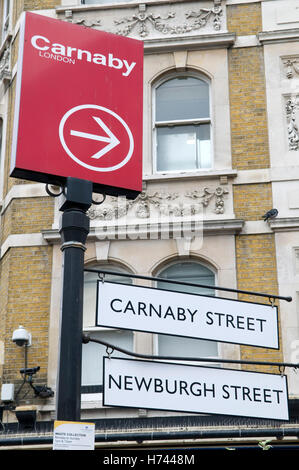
[114, 1, 223, 38]
[286, 97, 299, 151]
[0, 47, 11, 83]
[88, 185, 229, 222]
[65, 9, 101, 28]
[64, 0, 223, 38]
[282, 56, 299, 80]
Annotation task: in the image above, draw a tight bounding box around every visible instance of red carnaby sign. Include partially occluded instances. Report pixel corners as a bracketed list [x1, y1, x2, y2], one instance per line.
[10, 12, 143, 198]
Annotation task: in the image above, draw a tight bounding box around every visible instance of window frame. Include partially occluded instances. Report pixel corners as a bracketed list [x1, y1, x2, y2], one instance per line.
[152, 71, 213, 175]
[81, 264, 135, 395]
[153, 260, 220, 363]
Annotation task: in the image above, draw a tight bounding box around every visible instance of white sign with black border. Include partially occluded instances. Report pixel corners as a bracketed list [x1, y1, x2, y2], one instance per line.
[103, 357, 289, 421]
[53, 420, 95, 450]
[96, 281, 279, 349]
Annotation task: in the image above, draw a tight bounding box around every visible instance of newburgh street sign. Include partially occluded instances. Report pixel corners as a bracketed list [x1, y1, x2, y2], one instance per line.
[103, 357, 289, 421]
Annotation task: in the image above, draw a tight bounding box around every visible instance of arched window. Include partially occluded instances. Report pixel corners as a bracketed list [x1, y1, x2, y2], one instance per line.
[154, 74, 212, 173]
[81, 265, 133, 393]
[156, 261, 218, 358]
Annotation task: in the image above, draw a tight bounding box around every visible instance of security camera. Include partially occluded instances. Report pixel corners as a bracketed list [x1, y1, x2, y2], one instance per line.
[12, 326, 31, 347]
[20, 366, 40, 376]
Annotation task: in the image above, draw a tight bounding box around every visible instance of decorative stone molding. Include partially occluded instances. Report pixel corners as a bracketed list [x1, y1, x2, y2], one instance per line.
[269, 217, 299, 232]
[283, 56, 299, 80]
[286, 97, 299, 151]
[88, 185, 229, 221]
[186, 186, 229, 215]
[65, 10, 101, 27]
[0, 46, 11, 83]
[114, 1, 223, 38]
[186, 0, 223, 32]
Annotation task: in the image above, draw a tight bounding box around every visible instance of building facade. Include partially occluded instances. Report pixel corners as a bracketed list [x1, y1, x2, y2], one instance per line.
[0, 0, 299, 451]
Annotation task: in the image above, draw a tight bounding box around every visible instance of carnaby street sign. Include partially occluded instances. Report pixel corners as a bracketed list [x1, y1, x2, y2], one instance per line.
[96, 282, 279, 349]
[103, 357, 289, 421]
[10, 12, 143, 198]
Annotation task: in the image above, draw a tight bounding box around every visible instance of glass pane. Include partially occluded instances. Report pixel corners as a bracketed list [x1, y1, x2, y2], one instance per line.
[156, 124, 211, 172]
[157, 126, 197, 171]
[83, 267, 132, 328]
[198, 124, 211, 169]
[157, 262, 218, 358]
[81, 330, 133, 386]
[157, 261, 215, 295]
[156, 77, 209, 122]
[159, 335, 218, 358]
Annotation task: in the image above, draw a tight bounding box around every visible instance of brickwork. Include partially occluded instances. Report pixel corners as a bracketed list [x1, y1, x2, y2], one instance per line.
[235, 234, 283, 372]
[0, 197, 54, 246]
[227, 3, 262, 36]
[0, 252, 10, 384]
[24, 0, 60, 10]
[227, 3, 282, 373]
[228, 46, 270, 170]
[233, 183, 273, 221]
[1, 246, 52, 385]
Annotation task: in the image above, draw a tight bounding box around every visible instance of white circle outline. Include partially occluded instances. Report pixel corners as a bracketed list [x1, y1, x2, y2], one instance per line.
[59, 104, 134, 172]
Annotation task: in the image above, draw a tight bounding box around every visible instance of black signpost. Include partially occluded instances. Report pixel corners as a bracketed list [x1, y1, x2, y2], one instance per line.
[55, 177, 92, 421]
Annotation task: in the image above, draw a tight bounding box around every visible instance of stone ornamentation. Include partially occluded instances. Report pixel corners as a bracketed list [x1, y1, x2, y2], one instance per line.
[286, 98, 299, 151]
[88, 186, 229, 221]
[64, 10, 101, 28]
[114, 1, 223, 37]
[0, 47, 11, 83]
[283, 57, 299, 80]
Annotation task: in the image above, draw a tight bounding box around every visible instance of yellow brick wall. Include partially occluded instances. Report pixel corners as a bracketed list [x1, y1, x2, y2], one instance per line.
[13, 1, 24, 26]
[235, 234, 283, 371]
[0, 197, 54, 246]
[24, 0, 60, 10]
[228, 47, 270, 170]
[233, 183, 273, 221]
[1, 246, 52, 387]
[228, 3, 282, 371]
[227, 3, 262, 36]
[227, 3, 270, 171]
[0, 252, 10, 384]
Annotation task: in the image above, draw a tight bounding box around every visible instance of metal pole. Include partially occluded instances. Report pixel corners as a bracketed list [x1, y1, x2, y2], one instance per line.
[56, 178, 92, 421]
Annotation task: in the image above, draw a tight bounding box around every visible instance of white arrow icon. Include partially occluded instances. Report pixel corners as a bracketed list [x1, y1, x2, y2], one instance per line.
[70, 116, 120, 159]
[59, 104, 134, 172]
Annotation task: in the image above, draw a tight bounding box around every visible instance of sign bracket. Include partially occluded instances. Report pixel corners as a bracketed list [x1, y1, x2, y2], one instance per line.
[82, 333, 299, 373]
[45, 182, 107, 206]
[84, 268, 292, 303]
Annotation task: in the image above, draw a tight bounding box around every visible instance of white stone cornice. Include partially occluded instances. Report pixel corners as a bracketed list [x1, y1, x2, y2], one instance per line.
[258, 29, 299, 45]
[42, 218, 244, 244]
[232, 34, 260, 48]
[143, 32, 235, 53]
[57, 0, 221, 14]
[0, 233, 48, 259]
[144, 169, 237, 183]
[0, 183, 48, 215]
[269, 217, 299, 232]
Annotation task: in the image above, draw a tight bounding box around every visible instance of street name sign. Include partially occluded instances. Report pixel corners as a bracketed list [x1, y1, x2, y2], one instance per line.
[10, 12, 143, 198]
[96, 281, 279, 349]
[103, 357, 289, 421]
